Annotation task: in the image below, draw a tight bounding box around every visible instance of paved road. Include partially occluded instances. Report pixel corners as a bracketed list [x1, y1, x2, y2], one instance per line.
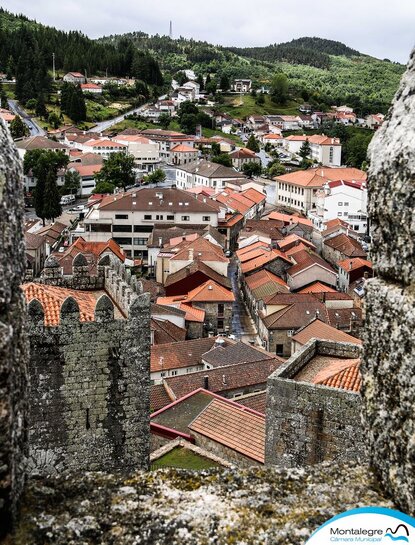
[87, 94, 167, 133]
[228, 258, 258, 343]
[8, 99, 46, 136]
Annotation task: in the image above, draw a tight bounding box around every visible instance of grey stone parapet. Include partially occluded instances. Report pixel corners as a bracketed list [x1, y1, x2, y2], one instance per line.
[363, 48, 415, 515]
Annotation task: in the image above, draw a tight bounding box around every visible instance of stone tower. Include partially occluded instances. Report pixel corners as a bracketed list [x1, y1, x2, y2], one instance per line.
[363, 49, 415, 515]
[0, 120, 29, 535]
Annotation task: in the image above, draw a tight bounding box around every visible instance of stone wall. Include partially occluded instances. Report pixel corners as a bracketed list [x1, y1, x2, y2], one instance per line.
[363, 48, 415, 515]
[40, 253, 144, 317]
[27, 291, 151, 474]
[0, 120, 29, 536]
[266, 340, 365, 467]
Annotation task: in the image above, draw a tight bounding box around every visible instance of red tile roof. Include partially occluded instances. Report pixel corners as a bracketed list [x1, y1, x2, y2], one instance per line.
[188, 398, 265, 463]
[288, 249, 335, 276]
[164, 358, 282, 400]
[298, 282, 338, 294]
[241, 249, 291, 275]
[324, 234, 367, 258]
[170, 144, 197, 153]
[278, 234, 316, 252]
[186, 280, 235, 303]
[151, 318, 187, 345]
[337, 257, 373, 272]
[275, 167, 366, 188]
[236, 391, 267, 414]
[267, 211, 313, 227]
[292, 318, 362, 346]
[318, 360, 362, 392]
[245, 269, 288, 290]
[23, 283, 97, 326]
[151, 337, 226, 372]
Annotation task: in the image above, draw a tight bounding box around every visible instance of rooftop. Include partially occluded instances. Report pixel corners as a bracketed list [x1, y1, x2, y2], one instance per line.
[292, 318, 362, 346]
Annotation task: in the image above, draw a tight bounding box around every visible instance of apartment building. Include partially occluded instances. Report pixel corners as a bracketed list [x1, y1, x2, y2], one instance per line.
[282, 134, 342, 167]
[176, 159, 245, 191]
[83, 187, 220, 262]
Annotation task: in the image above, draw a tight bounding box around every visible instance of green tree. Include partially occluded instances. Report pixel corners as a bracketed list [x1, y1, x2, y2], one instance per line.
[94, 180, 116, 194]
[267, 160, 286, 177]
[205, 79, 217, 96]
[212, 153, 232, 167]
[0, 82, 8, 108]
[159, 113, 171, 130]
[175, 71, 187, 86]
[246, 134, 260, 153]
[270, 73, 289, 104]
[24, 149, 68, 225]
[142, 168, 167, 185]
[48, 112, 60, 129]
[255, 93, 265, 105]
[26, 98, 37, 110]
[179, 113, 198, 134]
[299, 139, 312, 161]
[62, 170, 81, 195]
[219, 74, 230, 91]
[95, 152, 135, 189]
[42, 169, 62, 221]
[242, 161, 262, 177]
[9, 115, 29, 139]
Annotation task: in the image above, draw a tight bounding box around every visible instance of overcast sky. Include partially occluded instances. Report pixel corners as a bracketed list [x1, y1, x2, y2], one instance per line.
[2, 0, 415, 63]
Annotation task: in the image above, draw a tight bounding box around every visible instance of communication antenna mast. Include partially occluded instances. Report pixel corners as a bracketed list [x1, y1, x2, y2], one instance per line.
[169, 20, 173, 39]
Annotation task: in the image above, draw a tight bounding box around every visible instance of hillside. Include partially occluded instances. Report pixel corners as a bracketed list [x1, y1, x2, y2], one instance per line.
[101, 33, 404, 114]
[0, 8, 405, 116]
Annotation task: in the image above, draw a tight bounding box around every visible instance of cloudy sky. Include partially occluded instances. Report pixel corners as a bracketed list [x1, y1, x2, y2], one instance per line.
[2, 0, 415, 63]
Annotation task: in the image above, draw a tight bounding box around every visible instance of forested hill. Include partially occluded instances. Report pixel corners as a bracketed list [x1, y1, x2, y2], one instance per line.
[226, 37, 363, 69]
[0, 8, 162, 84]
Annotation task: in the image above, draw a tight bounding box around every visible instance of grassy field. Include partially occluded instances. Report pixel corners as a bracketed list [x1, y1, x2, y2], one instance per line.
[151, 447, 220, 470]
[202, 127, 243, 145]
[217, 94, 301, 119]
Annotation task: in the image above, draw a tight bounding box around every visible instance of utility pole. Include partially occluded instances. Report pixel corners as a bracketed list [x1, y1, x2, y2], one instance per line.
[52, 52, 56, 81]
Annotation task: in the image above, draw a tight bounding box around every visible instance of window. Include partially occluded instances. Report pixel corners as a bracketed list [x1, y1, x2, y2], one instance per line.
[329, 147, 334, 162]
[133, 238, 147, 245]
[113, 225, 132, 232]
[202, 216, 211, 222]
[167, 215, 174, 221]
[338, 202, 343, 206]
[276, 344, 284, 356]
[134, 225, 153, 233]
[344, 202, 349, 206]
[156, 215, 163, 220]
[338, 212, 343, 217]
[88, 223, 111, 232]
[217, 319, 224, 330]
[160, 372, 166, 377]
[287, 330, 294, 337]
[115, 214, 128, 220]
[144, 214, 152, 220]
[218, 304, 224, 315]
[344, 212, 348, 216]
[112, 237, 132, 245]
[354, 225, 360, 231]
[181, 215, 190, 221]
[171, 370, 178, 376]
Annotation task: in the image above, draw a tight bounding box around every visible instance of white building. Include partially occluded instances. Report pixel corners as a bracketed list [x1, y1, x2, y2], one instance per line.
[175, 160, 244, 191]
[83, 187, 221, 261]
[80, 83, 103, 94]
[275, 167, 366, 214]
[112, 135, 160, 172]
[82, 138, 128, 158]
[63, 72, 86, 84]
[283, 134, 342, 167]
[308, 179, 368, 233]
[231, 79, 252, 93]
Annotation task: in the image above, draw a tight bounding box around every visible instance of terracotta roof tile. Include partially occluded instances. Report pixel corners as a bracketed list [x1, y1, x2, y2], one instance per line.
[150, 384, 174, 412]
[186, 280, 235, 303]
[318, 361, 362, 392]
[324, 234, 366, 258]
[241, 249, 291, 275]
[236, 391, 267, 414]
[292, 318, 362, 346]
[245, 269, 288, 290]
[337, 257, 373, 272]
[151, 337, 225, 372]
[23, 282, 97, 326]
[298, 282, 337, 294]
[151, 318, 186, 345]
[275, 167, 366, 188]
[189, 398, 265, 463]
[164, 358, 282, 400]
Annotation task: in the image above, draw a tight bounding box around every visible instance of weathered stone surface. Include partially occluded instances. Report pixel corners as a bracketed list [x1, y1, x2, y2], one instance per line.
[266, 340, 365, 467]
[27, 291, 151, 475]
[0, 120, 29, 536]
[363, 279, 415, 514]
[363, 48, 415, 516]
[13, 464, 392, 545]
[368, 49, 415, 284]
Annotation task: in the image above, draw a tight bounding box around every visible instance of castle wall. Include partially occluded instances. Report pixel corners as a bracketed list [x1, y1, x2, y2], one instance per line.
[265, 340, 365, 467]
[363, 49, 415, 515]
[0, 120, 29, 536]
[27, 293, 150, 474]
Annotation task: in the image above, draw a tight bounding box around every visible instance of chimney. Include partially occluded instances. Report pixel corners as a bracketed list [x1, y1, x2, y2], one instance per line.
[188, 248, 194, 261]
[204, 376, 209, 390]
[350, 260, 353, 270]
[158, 237, 162, 247]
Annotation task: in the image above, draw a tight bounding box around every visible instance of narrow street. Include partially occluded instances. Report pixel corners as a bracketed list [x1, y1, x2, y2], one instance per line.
[228, 258, 258, 343]
[8, 99, 46, 136]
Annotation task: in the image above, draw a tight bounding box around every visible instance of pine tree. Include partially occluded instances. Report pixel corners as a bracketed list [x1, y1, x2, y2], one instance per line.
[299, 139, 312, 160]
[246, 134, 260, 153]
[9, 115, 29, 139]
[43, 169, 62, 221]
